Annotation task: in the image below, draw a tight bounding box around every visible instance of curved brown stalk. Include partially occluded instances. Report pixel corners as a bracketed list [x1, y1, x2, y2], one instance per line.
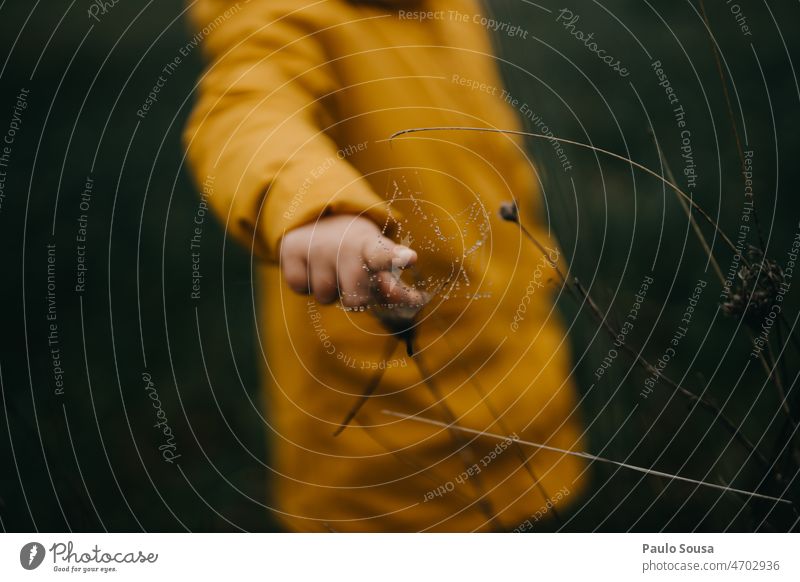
[697, 0, 766, 251]
[357, 418, 482, 510]
[570, 278, 769, 469]
[333, 337, 397, 437]
[410, 348, 502, 529]
[403, 242, 564, 523]
[502, 212, 770, 469]
[387, 126, 741, 258]
[383, 409, 791, 506]
[464, 375, 561, 524]
[650, 130, 799, 448]
[649, 128, 725, 284]
[427, 314, 562, 525]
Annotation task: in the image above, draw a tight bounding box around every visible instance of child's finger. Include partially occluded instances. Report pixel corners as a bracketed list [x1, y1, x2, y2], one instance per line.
[309, 257, 338, 304]
[362, 235, 417, 273]
[373, 271, 425, 307]
[337, 256, 371, 308]
[281, 256, 311, 295]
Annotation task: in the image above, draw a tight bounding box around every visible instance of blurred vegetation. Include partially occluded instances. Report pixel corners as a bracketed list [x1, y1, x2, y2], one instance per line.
[0, 0, 798, 531]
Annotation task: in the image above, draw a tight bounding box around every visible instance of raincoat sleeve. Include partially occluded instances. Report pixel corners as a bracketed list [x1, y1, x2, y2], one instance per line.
[183, 2, 391, 261]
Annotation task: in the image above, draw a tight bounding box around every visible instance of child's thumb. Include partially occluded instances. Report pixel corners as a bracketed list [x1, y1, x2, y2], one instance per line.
[362, 236, 417, 273]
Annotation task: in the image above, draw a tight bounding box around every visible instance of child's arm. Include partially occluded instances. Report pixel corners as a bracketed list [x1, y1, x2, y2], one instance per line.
[183, 2, 414, 307]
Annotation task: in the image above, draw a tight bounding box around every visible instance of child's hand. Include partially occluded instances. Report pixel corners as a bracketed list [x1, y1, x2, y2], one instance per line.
[280, 214, 422, 308]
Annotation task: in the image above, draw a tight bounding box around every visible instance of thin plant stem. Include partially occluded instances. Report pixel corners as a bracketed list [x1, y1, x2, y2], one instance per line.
[570, 278, 769, 468]
[411, 270, 562, 523]
[473, 379, 562, 524]
[382, 409, 792, 505]
[333, 338, 397, 436]
[697, 0, 766, 250]
[687, 7, 798, 430]
[649, 128, 725, 284]
[450, 358, 562, 525]
[386, 126, 742, 259]
[774, 323, 799, 427]
[762, 340, 795, 426]
[356, 419, 482, 509]
[652, 127, 795, 430]
[507, 214, 770, 469]
[411, 350, 501, 528]
[780, 316, 800, 357]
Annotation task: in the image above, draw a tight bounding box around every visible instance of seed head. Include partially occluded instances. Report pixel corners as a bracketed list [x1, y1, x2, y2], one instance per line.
[721, 245, 785, 326]
[499, 201, 519, 223]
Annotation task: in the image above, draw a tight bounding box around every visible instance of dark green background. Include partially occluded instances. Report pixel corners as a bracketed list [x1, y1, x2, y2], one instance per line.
[0, 0, 798, 531]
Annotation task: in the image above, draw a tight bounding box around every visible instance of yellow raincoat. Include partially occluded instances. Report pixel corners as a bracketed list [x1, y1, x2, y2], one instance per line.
[185, 0, 586, 532]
